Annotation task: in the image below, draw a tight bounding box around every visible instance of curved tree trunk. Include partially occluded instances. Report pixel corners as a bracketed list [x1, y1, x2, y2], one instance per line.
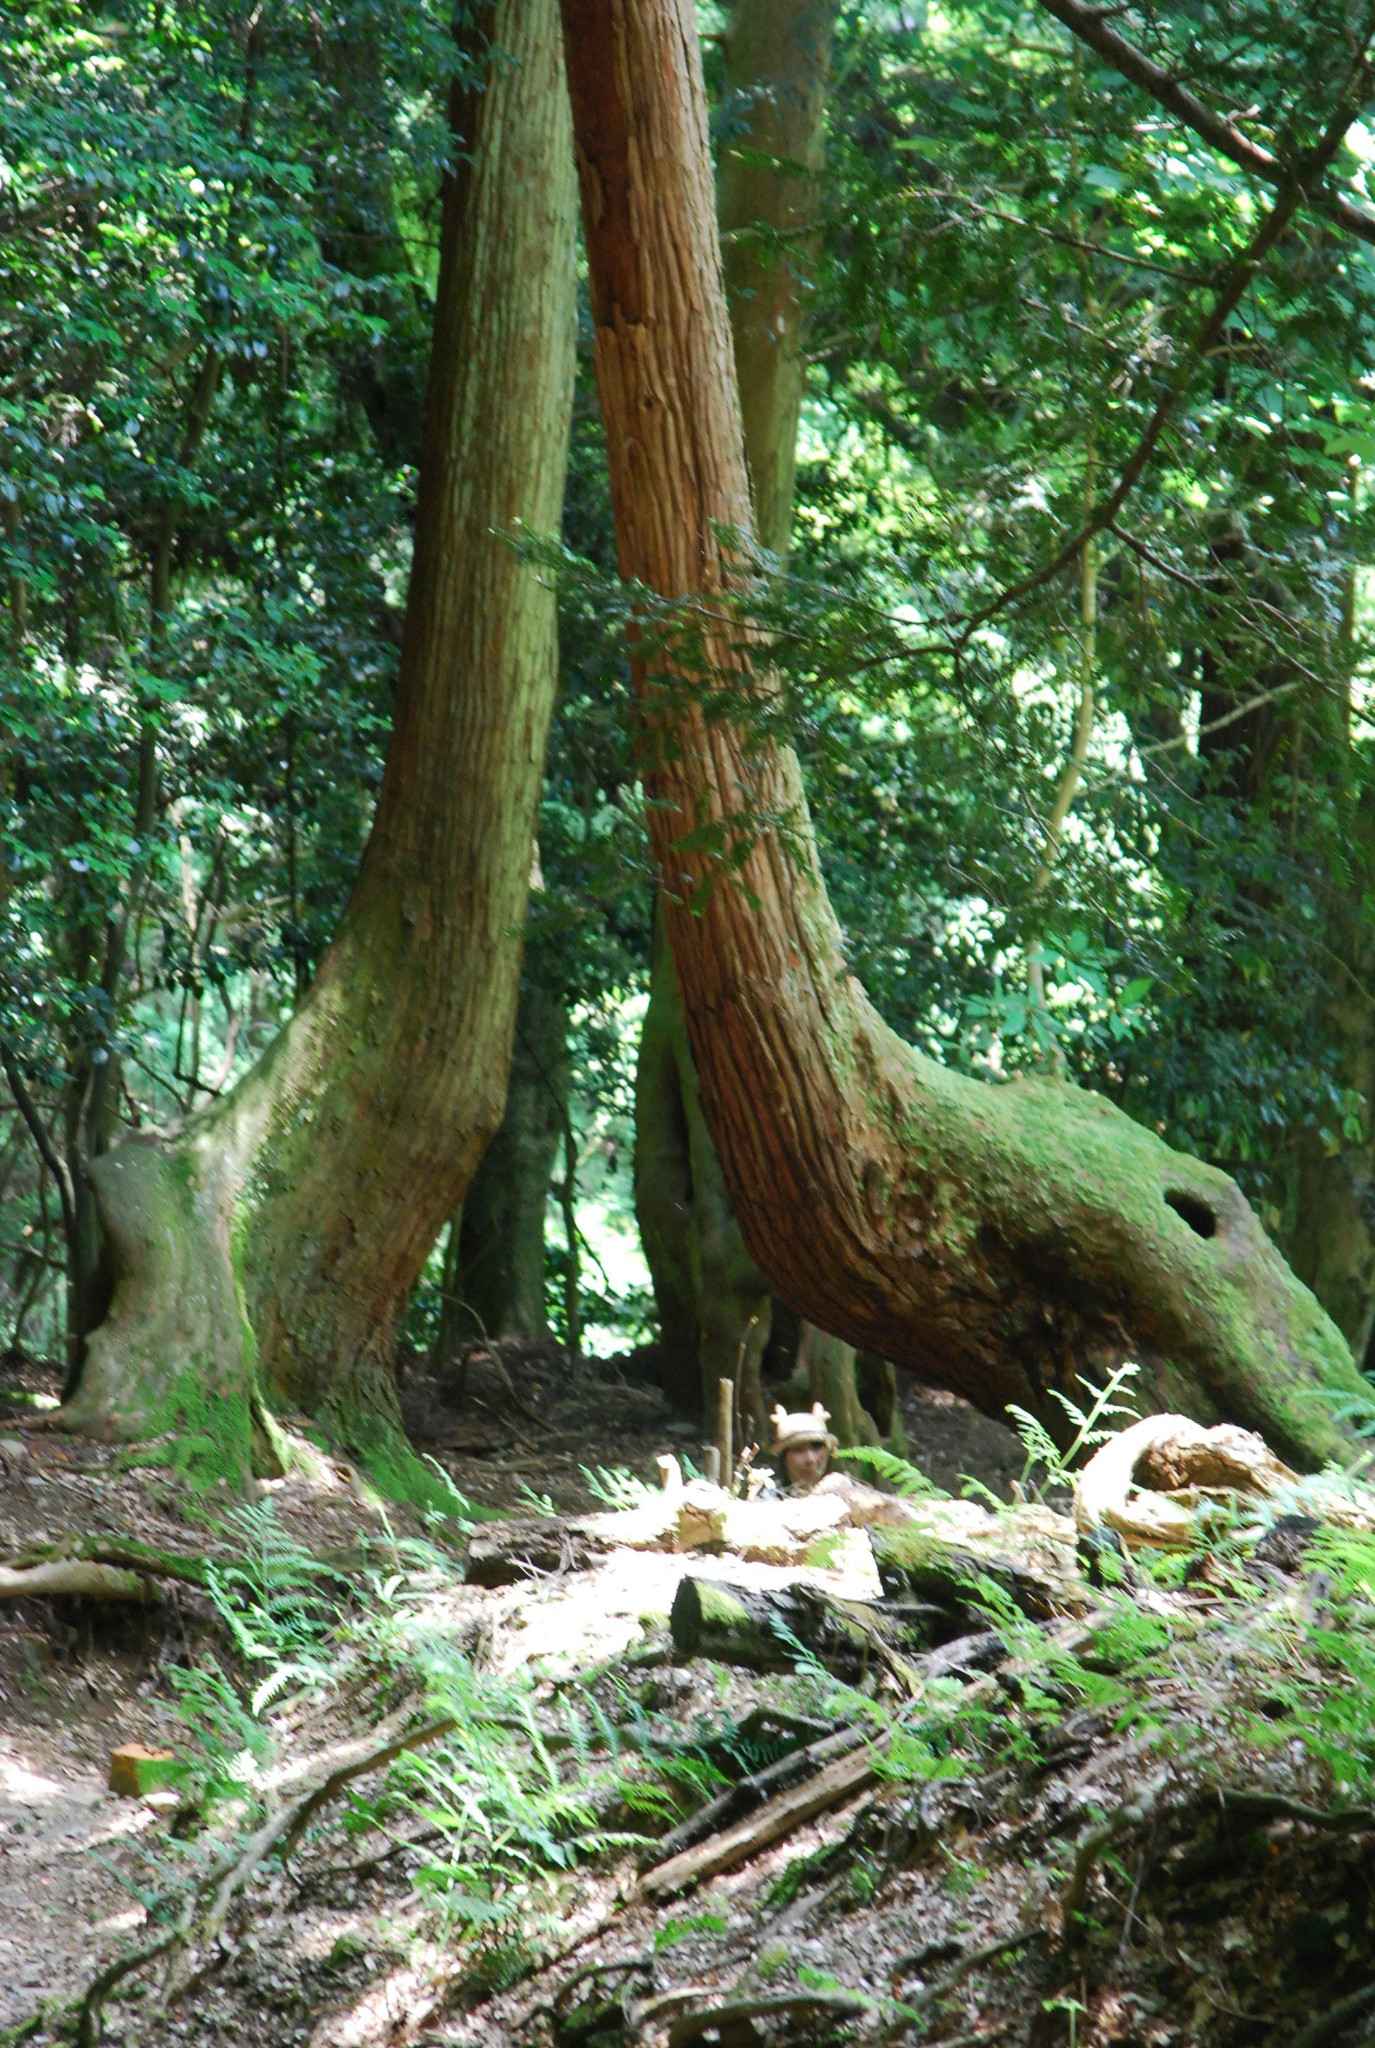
[60, 0, 577, 1488]
[632, 0, 873, 1441]
[559, 0, 1366, 1470]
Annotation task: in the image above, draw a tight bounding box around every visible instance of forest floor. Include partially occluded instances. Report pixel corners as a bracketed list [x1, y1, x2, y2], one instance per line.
[0, 1346, 1371, 2048]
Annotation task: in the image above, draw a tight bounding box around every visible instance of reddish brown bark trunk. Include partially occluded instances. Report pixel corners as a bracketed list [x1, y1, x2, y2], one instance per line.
[559, 0, 1365, 1467]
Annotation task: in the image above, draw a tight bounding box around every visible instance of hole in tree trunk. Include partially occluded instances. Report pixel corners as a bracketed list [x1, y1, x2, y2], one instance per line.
[1163, 1189, 1218, 1239]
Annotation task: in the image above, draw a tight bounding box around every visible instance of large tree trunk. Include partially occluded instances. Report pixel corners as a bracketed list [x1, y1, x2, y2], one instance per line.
[444, 978, 569, 1350]
[636, 910, 773, 1421]
[632, 0, 868, 1438]
[717, 0, 836, 559]
[558, 0, 1366, 1469]
[1287, 794, 1375, 1365]
[59, 0, 576, 1488]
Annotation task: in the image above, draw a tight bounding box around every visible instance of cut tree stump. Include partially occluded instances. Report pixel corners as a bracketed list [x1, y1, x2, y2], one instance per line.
[109, 1745, 181, 1798]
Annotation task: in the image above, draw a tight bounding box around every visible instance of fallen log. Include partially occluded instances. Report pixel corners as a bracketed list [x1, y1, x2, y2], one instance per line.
[647, 1722, 868, 1867]
[869, 1523, 1086, 1619]
[668, 1574, 942, 1673]
[640, 1733, 887, 1900]
[666, 1990, 870, 2045]
[1072, 1414, 1298, 1549]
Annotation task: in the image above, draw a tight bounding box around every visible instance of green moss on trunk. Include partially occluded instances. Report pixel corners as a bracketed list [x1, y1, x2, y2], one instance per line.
[57, 0, 577, 1500]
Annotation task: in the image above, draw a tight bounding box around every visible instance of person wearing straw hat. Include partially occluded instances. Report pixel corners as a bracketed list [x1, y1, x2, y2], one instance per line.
[769, 1402, 838, 1493]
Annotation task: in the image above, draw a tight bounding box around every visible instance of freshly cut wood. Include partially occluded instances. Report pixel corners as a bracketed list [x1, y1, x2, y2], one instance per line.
[109, 1745, 180, 1797]
[1074, 1414, 1300, 1549]
[640, 1733, 887, 1900]
[580, 1474, 886, 1562]
[468, 1481, 1087, 1621]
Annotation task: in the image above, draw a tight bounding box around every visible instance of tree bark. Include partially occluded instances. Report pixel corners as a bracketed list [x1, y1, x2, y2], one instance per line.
[59, 0, 577, 1487]
[449, 979, 569, 1348]
[1288, 841, 1375, 1366]
[631, 0, 871, 1441]
[717, 0, 836, 560]
[668, 1574, 937, 1673]
[636, 909, 772, 1419]
[633, 916, 701, 1408]
[558, 0, 1367, 1469]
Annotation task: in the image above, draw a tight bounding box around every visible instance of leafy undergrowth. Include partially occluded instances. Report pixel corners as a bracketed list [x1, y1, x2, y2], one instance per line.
[3, 1419, 1374, 2048]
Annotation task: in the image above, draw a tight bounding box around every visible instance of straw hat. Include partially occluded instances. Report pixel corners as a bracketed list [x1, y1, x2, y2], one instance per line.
[770, 1402, 838, 1455]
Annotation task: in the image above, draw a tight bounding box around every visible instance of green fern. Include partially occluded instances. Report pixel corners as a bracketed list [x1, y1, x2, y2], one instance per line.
[1007, 1358, 1142, 1498]
[837, 1444, 946, 1496]
[580, 1463, 654, 1510]
[203, 1500, 346, 1709]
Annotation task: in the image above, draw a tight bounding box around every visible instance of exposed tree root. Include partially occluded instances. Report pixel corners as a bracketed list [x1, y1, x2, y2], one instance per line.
[664, 1987, 871, 2044]
[1062, 1771, 1172, 1933]
[879, 1929, 1049, 2044]
[2, 1536, 212, 1588]
[0, 1561, 156, 1602]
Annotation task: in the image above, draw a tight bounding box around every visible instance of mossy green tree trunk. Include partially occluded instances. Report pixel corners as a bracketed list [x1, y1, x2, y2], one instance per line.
[633, 0, 873, 1441]
[559, 0, 1368, 1470]
[59, 0, 577, 1487]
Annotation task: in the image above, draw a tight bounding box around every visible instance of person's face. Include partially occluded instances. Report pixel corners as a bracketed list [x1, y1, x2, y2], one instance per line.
[783, 1440, 829, 1489]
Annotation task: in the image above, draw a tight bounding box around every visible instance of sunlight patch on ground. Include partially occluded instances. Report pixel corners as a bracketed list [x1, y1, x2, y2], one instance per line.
[94, 1907, 146, 1935]
[308, 1954, 444, 2048]
[0, 1751, 71, 1806]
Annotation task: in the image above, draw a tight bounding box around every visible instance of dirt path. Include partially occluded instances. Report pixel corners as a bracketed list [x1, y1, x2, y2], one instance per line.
[0, 1346, 1070, 2048]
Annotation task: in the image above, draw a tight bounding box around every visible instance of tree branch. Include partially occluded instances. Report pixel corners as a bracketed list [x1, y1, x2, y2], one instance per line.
[1037, 0, 1375, 248]
[1, 1051, 78, 1253]
[959, 52, 1375, 645]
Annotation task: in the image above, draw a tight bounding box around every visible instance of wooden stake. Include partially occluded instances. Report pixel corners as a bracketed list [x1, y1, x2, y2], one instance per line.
[717, 1376, 734, 1491]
